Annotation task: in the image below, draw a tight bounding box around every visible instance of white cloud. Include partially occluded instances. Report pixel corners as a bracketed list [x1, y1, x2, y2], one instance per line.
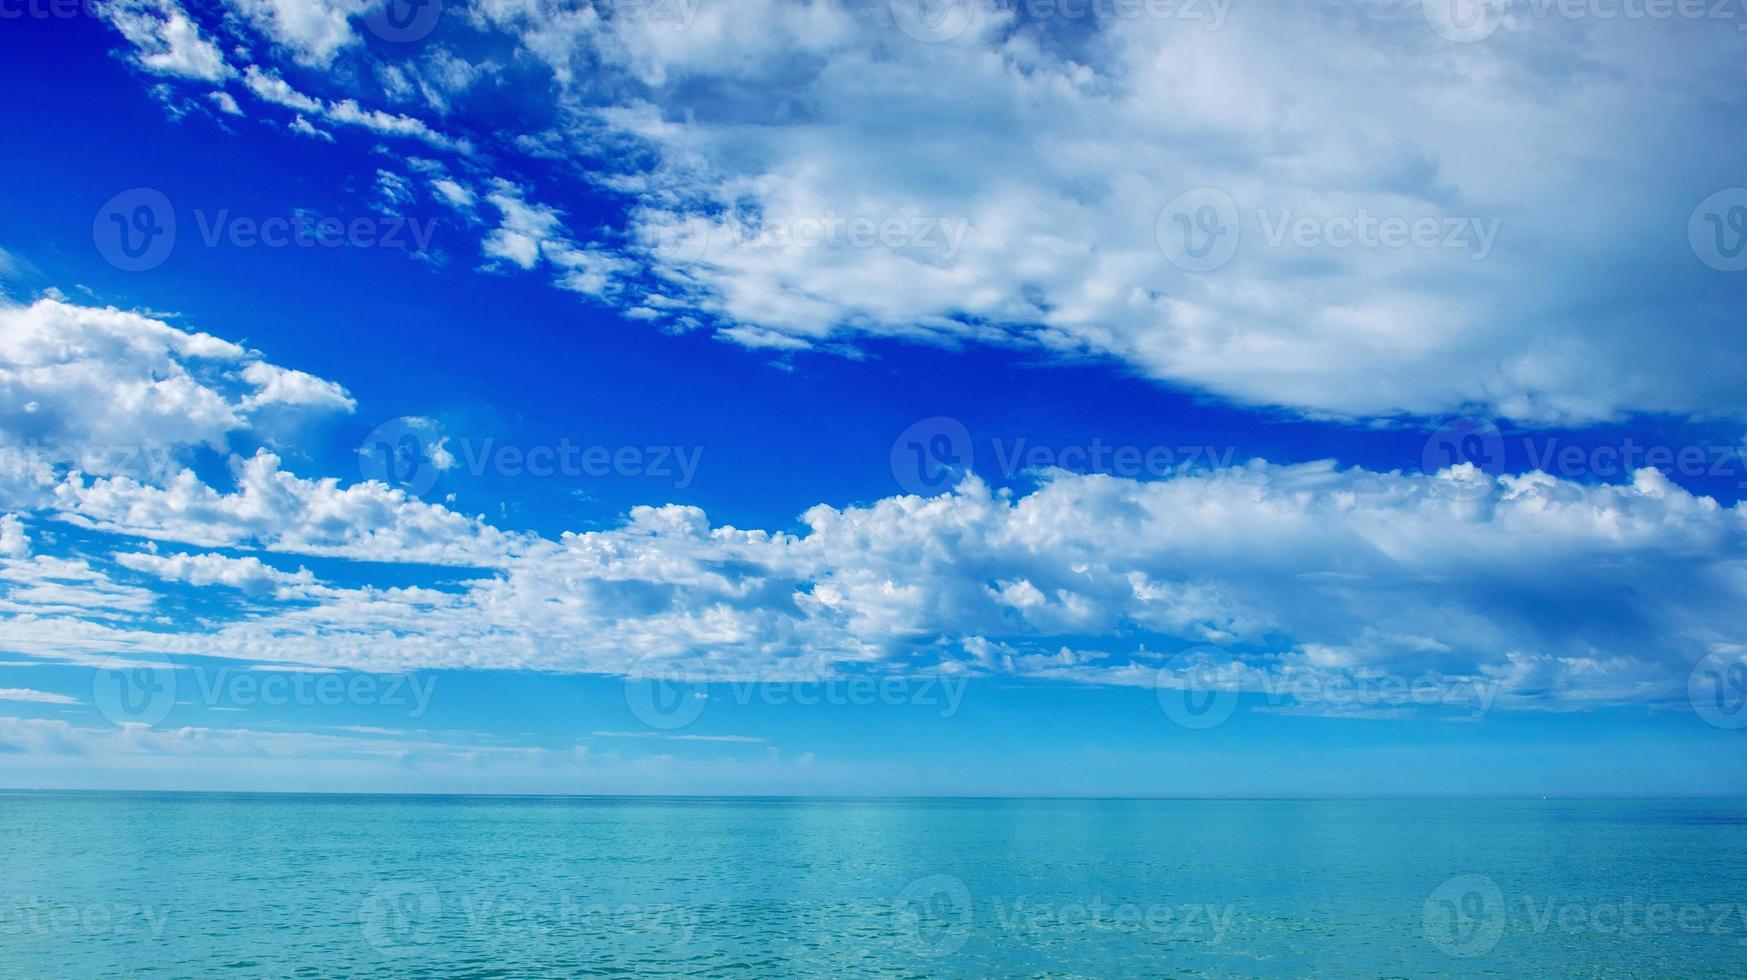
[0, 299, 354, 501]
[0, 515, 25, 559]
[239, 361, 356, 412]
[481, 182, 631, 297]
[206, 90, 244, 116]
[222, 0, 370, 67]
[0, 552, 161, 620]
[242, 66, 466, 151]
[431, 178, 477, 213]
[115, 550, 320, 598]
[462, 0, 1747, 424]
[288, 114, 334, 142]
[1, 294, 1735, 706]
[0, 689, 76, 705]
[87, 0, 1747, 424]
[325, 99, 468, 151]
[242, 65, 324, 113]
[33, 461, 1731, 717]
[54, 451, 516, 566]
[99, 0, 233, 80]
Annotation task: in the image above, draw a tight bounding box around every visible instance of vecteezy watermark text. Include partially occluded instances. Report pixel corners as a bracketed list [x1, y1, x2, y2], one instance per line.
[1424, 0, 1747, 43]
[92, 657, 437, 728]
[191, 211, 436, 253]
[1154, 651, 1501, 730]
[360, 882, 697, 956]
[624, 669, 970, 730]
[1423, 874, 1747, 958]
[674, 211, 974, 262]
[894, 874, 1233, 958]
[1420, 418, 1747, 498]
[890, 416, 1239, 496]
[93, 188, 438, 272]
[0, 899, 170, 940]
[0, 442, 180, 485]
[1156, 189, 1502, 273]
[358, 417, 703, 498]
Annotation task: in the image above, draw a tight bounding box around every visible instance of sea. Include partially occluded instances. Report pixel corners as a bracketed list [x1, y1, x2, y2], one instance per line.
[1, 793, 1744, 977]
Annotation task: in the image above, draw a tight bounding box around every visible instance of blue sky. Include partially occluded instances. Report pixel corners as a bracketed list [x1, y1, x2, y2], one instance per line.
[0, 0, 1744, 795]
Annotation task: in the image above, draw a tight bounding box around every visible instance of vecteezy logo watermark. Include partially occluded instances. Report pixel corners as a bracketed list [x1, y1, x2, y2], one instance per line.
[1421, 417, 1507, 499]
[91, 656, 178, 728]
[360, 882, 442, 957]
[1424, 874, 1747, 958]
[94, 661, 436, 730]
[1688, 650, 1747, 729]
[1423, 874, 1506, 957]
[0, 899, 171, 940]
[1157, 192, 1502, 272]
[1156, 657, 1500, 729]
[193, 669, 436, 716]
[992, 895, 1234, 945]
[623, 665, 970, 731]
[0, 443, 180, 485]
[891, 416, 974, 495]
[362, 0, 443, 42]
[623, 659, 709, 731]
[357, 416, 704, 498]
[1156, 187, 1241, 273]
[1690, 188, 1747, 272]
[1422, 0, 1507, 42]
[192, 210, 437, 254]
[93, 191, 438, 271]
[1421, 418, 1747, 497]
[1154, 647, 1240, 730]
[93, 188, 175, 272]
[1256, 210, 1501, 259]
[693, 212, 974, 261]
[358, 417, 446, 498]
[0, 0, 104, 19]
[895, 875, 975, 957]
[889, 0, 977, 42]
[989, 437, 1237, 479]
[892, 876, 1234, 959]
[892, 419, 1242, 492]
[454, 890, 697, 944]
[1427, 0, 1747, 42]
[363, 881, 699, 956]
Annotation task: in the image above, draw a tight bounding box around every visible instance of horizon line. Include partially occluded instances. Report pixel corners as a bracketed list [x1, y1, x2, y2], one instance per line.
[1, 788, 1740, 802]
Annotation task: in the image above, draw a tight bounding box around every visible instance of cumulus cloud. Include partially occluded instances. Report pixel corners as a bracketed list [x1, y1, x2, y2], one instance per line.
[0, 285, 1737, 720]
[0, 515, 25, 559]
[22, 462, 1735, 717]
[239, 361, 355, 412]
[0, 552, 161, 620]
[54, 451, 515, 565]
[115, 550, 320, 598]
[0, 299, 355, 504]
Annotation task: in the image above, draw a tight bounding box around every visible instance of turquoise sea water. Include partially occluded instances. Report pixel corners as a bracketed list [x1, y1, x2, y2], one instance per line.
[1, 794, 1744, 977]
